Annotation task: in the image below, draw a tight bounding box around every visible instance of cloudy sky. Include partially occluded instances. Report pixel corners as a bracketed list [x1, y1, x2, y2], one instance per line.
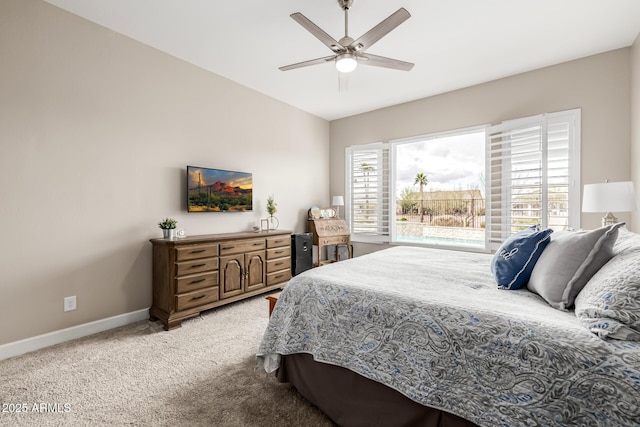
[395, 130, 485, 196]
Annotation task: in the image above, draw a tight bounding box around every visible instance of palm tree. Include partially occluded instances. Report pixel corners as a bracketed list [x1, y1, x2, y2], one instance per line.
[414, 173, 429, 222]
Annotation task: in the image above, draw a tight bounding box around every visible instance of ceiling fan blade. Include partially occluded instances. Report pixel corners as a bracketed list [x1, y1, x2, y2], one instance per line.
[279, 55, 336, 71]
[349, 8, 410, 52]
[359, 53, 414, 71]
[290, 13, 345, 53]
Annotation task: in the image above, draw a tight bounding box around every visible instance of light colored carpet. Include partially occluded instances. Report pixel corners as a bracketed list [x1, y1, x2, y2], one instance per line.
[0, 293, 334, 426]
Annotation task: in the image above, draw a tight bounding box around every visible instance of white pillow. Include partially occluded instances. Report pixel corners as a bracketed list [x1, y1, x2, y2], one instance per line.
[575, 227, 640, 340]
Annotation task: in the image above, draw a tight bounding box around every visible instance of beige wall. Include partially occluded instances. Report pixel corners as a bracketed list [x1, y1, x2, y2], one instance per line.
[0, 0, 330, 345]
[330, 48, 634, 256]
[632, 33, 640, 229]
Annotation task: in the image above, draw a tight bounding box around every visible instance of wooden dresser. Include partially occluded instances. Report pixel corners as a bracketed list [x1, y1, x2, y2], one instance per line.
[308, 219, 351, 267]
[149, 230, 291, 330]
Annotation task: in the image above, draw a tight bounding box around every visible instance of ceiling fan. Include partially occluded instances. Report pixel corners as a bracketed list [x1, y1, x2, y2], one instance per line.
[279, 0, 414, 74]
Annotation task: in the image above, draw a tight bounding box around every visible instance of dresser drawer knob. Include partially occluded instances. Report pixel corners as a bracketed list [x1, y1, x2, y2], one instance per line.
[191, 249, 206, 254]
[190, 264, 206, 269]
[191, 294, 206, 301]
[190, 278, 206, 284]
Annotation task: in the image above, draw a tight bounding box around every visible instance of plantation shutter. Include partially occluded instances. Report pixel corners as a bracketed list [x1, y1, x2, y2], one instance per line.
[486, 110, 580, 251]
[345, 143, 390, 242]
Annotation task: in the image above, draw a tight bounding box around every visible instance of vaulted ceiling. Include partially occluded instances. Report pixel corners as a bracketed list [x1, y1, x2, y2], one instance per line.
[43, 0, 640, 121]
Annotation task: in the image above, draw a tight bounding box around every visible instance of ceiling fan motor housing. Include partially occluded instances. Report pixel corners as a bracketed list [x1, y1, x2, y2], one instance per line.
[338, 0, 354, 11]
[339, 36, 355, 48]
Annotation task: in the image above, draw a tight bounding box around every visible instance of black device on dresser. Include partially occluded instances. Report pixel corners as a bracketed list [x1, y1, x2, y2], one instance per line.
[291, 233, 313, 276]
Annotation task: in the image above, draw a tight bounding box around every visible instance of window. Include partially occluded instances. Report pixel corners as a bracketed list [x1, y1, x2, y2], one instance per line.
[393, 127, 486, 248]
[345, 109, 581, 251]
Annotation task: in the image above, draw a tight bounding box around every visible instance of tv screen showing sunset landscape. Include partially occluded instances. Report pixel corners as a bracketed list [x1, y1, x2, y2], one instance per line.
[187, 166, 252, 212]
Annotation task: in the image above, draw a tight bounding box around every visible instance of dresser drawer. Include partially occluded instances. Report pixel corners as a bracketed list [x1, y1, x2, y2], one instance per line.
[176, 257, 219, 276]
[320, 236, 350, 245]
[266, 270, 291, 286]
[175, 287, 219, 312]
[266, 235, 289, 248]
[266, 246, 291, 260]
[219, 239, 265, 256]
[266, 257, 291, 274]
[176, 244, 219, 261]
[176, 271, 219, 294]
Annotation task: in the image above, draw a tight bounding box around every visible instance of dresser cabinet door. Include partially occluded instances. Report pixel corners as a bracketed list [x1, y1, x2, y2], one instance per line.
[244, 251, 266, 292]
[220, 255, 244, 299]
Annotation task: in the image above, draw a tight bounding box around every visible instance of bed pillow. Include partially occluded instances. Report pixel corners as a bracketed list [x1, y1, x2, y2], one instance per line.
[527, 223, 623, 310]
[574, 228, 640, 340]
[613, 225, 640, 253]
[491, 225, 553, 290]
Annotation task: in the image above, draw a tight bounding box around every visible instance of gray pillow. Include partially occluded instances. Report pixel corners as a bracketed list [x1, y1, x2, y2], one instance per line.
[574, 227, 640, 340]
[527, 223, 624, 310]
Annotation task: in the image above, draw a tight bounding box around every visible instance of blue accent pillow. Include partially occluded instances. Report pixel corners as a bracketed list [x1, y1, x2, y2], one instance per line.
[491, 225, 553, 290]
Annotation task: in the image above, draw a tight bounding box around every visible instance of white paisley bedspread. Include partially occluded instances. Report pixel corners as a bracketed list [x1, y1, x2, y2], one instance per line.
[255, 246, 640, 427]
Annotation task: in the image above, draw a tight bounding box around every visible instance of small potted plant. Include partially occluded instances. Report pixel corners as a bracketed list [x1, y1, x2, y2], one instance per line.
[266, 195, 278, 230]
[158, 217, 177, 239]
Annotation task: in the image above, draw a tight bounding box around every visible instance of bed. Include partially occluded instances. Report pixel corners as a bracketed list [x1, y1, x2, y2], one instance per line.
[256, 227, 640, 427]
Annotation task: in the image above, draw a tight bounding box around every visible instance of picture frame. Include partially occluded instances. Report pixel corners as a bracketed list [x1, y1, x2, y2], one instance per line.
[187, 166, 253, 212]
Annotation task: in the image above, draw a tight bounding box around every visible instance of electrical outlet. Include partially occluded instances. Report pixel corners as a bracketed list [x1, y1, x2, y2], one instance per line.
[64, 296, 77, 312]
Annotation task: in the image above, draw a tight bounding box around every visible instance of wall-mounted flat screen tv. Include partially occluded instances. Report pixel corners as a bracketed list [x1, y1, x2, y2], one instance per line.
[187, 166, 252, 212]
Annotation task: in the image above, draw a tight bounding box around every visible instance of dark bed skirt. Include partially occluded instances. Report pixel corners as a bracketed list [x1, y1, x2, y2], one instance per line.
[277, 353, 479, 427]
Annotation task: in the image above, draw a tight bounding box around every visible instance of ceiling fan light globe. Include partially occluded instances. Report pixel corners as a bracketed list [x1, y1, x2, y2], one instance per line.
[336, 54, 357, 73]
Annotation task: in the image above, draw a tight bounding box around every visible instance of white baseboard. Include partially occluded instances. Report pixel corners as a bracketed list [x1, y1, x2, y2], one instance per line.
[0, 308, 150, 361]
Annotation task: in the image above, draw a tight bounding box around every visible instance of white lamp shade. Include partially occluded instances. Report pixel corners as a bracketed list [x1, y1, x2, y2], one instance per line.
[332, 195, 344, 206]
[582, 181, 636, 213]
[335, 54, 357, 73]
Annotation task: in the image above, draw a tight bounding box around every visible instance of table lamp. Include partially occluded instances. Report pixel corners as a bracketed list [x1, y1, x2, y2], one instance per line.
[332, 195, 344, 219]
[582, 180, 636, 227]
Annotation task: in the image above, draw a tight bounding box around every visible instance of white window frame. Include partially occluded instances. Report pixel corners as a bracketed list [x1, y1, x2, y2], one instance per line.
[389, 125, 488, 246]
